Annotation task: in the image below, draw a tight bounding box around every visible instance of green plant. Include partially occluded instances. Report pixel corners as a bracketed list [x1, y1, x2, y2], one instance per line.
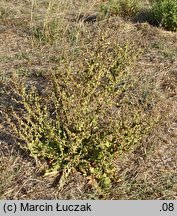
[3, 39, 157, 192]
[100, 0, 120, 17]
[151, 0, 177, 31]
[99, 0, 139, 18]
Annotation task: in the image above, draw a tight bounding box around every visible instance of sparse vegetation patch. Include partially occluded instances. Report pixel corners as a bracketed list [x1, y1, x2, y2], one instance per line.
[99, 0, 140, 18]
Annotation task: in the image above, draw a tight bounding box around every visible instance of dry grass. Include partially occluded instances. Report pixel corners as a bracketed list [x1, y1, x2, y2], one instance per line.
[0, 0, 177, 199]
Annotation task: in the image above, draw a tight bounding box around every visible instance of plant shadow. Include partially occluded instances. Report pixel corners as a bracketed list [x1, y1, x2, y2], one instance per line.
[132, 9, 158, 27]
